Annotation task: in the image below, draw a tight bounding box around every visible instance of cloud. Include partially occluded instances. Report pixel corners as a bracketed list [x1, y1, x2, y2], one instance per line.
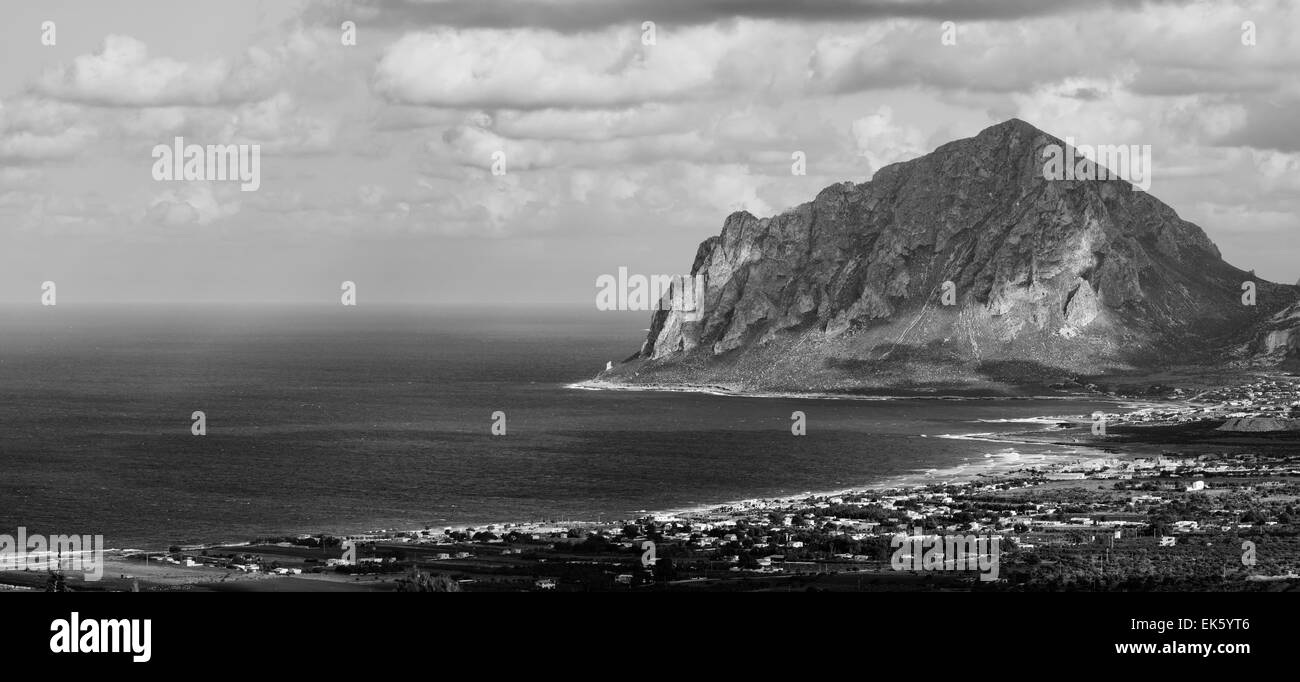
[307, 0, 1198, 33]
[2, 0, 1296, 296]
[373, 26, 733, 109]
[1215, 99, 1300, 152]
[1248, 149, 1300, 194]
[33, 35, 282, 107]
[146, 184, 241, 226]
[221, 93, 339, 153]
[492, 105, 687, 142]
[0, 127, 96, 163]
[0, 97, 98, 163]
[851, 106, 927, 174]
[802, 2, 1299, 97]
[434, 120, 724, 172]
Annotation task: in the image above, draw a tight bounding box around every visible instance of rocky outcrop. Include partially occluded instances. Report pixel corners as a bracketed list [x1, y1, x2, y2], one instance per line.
[1242, 301, 1300, 367]
[609, 119, 1300, 393]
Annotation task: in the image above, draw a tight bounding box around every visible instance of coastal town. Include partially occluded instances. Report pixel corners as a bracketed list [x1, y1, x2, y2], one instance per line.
[8, 374, 1300, 593]
[1097, 374, 1300, 429]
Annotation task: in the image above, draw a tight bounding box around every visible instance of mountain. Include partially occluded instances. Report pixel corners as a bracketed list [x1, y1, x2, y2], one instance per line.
[603, 119, 1300, 394]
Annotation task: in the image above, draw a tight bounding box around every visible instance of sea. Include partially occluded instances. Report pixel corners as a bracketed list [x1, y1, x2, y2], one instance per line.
[0, 304, 1122, 548]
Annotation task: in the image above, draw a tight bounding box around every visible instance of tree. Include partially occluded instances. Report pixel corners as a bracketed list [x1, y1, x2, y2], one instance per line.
[45, 571, 69, 592]
[395, 569, 461, 592]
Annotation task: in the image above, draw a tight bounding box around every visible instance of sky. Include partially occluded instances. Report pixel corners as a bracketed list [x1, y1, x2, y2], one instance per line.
[0, 0, 1296, 304]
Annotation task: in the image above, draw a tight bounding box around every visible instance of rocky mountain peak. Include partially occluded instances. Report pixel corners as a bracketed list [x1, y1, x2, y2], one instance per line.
[612, 119, 1299, 393]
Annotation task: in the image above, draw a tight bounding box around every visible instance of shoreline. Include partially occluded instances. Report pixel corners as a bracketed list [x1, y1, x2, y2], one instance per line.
[82, 368, 1300, 556]
[119, 399, 1138, 554]
[564, 377, 1130, 403]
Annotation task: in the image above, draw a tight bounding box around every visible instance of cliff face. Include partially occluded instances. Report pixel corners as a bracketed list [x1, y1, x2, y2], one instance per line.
[613, 119, 1299, 393]
[1249, 301, 1300, 368]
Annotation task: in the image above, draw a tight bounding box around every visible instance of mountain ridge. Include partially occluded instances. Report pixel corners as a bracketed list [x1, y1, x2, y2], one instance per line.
[605, 118, 1300, 394]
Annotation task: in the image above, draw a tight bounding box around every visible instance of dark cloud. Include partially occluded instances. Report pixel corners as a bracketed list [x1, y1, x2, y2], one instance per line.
[306, 0, 1194, 33]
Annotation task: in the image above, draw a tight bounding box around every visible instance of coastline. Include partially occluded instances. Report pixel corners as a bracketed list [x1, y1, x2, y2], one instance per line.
[564, 376, 1137, 403]
[29, 371, 1300, 592]
[126, 395, 1135, 553]
[84, 369, 1300, 557]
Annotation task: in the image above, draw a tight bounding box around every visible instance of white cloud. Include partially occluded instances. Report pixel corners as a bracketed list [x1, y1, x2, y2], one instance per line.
[0, 127, 95, 162]
[35, 35, 276, 107]
[146, 184, 241, 226]
[851, 106, 926, 174]
[221, 92, 338, 153]
[373, 26, 738, 109]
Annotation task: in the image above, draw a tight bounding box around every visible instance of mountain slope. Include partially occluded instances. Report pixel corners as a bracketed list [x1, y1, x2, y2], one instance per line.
[605, 119, 1299, 394]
